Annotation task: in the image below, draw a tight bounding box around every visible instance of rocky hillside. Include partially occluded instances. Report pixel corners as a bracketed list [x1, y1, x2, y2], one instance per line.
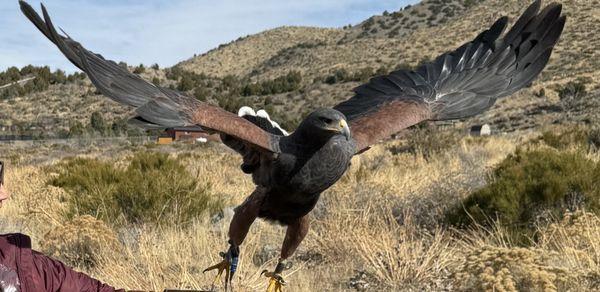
[178, 0, 478, 80]
[1, 0, 598, 138]
[335, 0, 475, 41]
[184, 0, 599, 87]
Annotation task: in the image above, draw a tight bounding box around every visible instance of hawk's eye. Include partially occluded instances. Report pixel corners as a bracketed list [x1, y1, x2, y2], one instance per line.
[320, 117, 333, 124]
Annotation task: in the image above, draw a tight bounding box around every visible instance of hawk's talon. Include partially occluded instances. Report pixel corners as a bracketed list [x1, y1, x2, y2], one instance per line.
[203, 258, 231, 291]
[261, 270, 286, 292]
[203, 244, 239, 291]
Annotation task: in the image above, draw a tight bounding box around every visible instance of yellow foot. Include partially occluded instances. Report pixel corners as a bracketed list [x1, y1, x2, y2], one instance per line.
[261, 270, 286, 292]
[203, 257, 232, 291]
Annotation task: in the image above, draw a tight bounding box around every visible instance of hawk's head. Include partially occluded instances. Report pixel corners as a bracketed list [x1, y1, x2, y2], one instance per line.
[298, 108, 351, 142]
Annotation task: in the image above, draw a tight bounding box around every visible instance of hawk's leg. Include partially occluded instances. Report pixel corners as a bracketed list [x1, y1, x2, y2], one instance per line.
[204, 187, 266, 291]
[262, 215, 310, 292]
[202, 242, 238, 291]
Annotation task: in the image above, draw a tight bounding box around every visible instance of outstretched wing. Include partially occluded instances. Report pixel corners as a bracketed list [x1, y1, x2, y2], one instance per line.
[20, 1, 280, 153]
[334, 0, 566, 153]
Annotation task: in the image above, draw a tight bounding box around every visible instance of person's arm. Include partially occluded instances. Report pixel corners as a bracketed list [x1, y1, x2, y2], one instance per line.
[31, 250, 124, 292]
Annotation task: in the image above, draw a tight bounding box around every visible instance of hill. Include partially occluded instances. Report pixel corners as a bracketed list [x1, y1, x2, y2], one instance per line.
[1, 0, 598, 138]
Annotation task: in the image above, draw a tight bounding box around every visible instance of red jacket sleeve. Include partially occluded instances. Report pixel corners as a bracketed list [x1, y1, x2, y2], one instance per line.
[31, 250, 124, 292]
[1, 233, 124, 292]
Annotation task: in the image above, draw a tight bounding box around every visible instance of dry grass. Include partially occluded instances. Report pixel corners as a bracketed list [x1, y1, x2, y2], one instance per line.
[1, 132, 599, 291]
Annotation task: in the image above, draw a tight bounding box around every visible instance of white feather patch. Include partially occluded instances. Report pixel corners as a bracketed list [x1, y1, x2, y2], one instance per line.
[238, 106, 289, 136]
[273, 121, 289, 136]
[238, 106, 256, 117]
[256, 109, 270, 120]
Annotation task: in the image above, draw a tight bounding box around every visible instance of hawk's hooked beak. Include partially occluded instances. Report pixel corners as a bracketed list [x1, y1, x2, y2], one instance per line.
[340, 119, 351, 141]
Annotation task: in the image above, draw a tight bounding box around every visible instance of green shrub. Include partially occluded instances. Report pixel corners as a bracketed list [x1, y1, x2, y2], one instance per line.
[133, 64, 146, 74]
[0, 65, 85, 99]
[110, 119, 129, 136]
[556, 79, 588, 101]
[537, 126, 600, 150]
[90, 111, 107, 134]
[68, 121, 86, 137]
[538, 128, 588, 149]
[177, 74, 195, 91]
[323, 67, 378, 84]
[193, 86, 209, 101]
[241, 71, 302, 96]
[48, 152, 223, 227]
[446, 148, 600, 243]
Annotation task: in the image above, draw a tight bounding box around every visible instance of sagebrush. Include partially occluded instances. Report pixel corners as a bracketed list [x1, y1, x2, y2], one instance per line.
[48, 151, 223, 227]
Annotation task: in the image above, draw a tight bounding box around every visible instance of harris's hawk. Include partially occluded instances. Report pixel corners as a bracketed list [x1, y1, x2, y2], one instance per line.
[20, 0, 566, 290]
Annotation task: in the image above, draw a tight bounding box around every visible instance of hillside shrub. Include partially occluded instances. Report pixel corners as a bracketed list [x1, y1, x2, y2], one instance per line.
[537, 126, 600, 150]
[90, 111, 107, 134]
[66, 111, 140, 138]
[556, 78, 588, 101]
[48, 152, 223, 227]
[0, 65, 85, 99]
[323, 67, 377, 84]
[177, 74, 196, 91]
[110, 118, 130, 136]
[133, 64, 145, 74]
[193, 86, 209, 101]
[556, 78, 590, 109]
[241, 71, 302, 96]
[446, 148, 600, 243]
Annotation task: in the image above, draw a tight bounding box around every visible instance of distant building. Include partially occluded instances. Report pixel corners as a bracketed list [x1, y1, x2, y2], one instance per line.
[158, 126, 220, 144]
[470, 124, 492, 136]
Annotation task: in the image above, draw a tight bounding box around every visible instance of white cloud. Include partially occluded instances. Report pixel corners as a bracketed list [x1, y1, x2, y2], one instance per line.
[0, 0, 418, 72]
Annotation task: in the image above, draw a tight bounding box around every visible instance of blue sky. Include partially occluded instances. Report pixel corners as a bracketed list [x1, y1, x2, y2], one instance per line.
[0, 0, 418, 73]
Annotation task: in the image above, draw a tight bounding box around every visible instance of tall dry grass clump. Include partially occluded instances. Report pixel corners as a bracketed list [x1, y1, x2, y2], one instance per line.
[41, 215, 120, 268]
[451, 209, 600, 292]
[536, 210, 600, 288]
[454, 244, 574, 292]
